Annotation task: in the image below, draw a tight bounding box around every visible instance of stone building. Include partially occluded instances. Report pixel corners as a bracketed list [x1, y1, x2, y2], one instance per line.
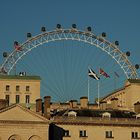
[0, 75, 41, 106]
[100, 79, 140, 111]
[0, 75, 140, 140]
[0, 104, 49, 140]
[51, 107, 140, 140]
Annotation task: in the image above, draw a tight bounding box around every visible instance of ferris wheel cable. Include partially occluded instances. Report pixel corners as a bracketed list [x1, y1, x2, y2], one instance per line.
[69, 46, 93, 99]
[56, 41, 74, 100]
[18, 60, 123, 101]
[65, 43, 79, 100]
[56, 41, 68, 99]
[42, 47, 65, 98]
[41, 80, 64, 100]
[16, 62, 63, 100]
[35, 45, 67, 99]
[16, 57, 64, 100]
[62, 43, 121, 98]
[40, 74, 64, 99]
[65, 48, 126, 100]
[70, 51, 91, 98]
[62, 41, 68, 98]
[70, 40, 102, 94]
[14, 56, 65, 101]
[68, 41, 86, 97]
[72, 47, 112, 91]
[55, 42, 68, 99]
[63, 42, 80, 98]
[42, 83, 62, 101]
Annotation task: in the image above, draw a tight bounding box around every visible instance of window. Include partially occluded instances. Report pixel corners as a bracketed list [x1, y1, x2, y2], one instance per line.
[16, 95, 20, 103]
[132, 132, 139, 139]
[16, 85, 20, 91]
[5, 95, 10, 104]
[6, 85, 10, 91]
[79, 130, 87, 137]
[26, 86, 30, 91]
[106, 131, 113, 138]
[64, 130, 70, 137]
[25, 95, 30, 103]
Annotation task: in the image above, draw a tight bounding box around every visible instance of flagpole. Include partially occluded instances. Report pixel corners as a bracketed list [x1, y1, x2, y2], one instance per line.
[97, 80, 100, 109]
[88, 74, 90, 102]
[114, 73, 116, 90]
[98, 67, 100, 109]
[88, 66, 90, 102]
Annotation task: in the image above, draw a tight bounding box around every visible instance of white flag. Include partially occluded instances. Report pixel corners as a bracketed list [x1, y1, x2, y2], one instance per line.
[88, 68, 100, 80]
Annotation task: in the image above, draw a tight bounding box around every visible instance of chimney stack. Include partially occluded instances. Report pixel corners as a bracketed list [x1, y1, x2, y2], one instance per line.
[0, 99, 9, 110]
[69, 100, 78, 108]
[134, 102, 140, 114]
[100, 101, 107, 110]
[80, 96, 88, 109]
[44, 96, 51, 119]
[111, 98, 118, 109]
[36, 98, 42, 114]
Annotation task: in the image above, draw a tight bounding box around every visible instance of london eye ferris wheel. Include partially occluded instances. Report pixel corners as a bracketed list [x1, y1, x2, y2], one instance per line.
[0, 24, 139, 102]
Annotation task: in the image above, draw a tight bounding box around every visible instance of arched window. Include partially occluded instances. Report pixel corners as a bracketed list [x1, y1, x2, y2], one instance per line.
[28, 135, 42, 140]
[8, 135, 21, 140]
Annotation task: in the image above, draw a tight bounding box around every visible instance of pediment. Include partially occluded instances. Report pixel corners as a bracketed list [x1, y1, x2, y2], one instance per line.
[0, 104, 48, 122]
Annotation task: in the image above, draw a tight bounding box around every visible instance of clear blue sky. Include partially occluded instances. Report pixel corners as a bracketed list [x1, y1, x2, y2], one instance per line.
[0, 0, 140, 102]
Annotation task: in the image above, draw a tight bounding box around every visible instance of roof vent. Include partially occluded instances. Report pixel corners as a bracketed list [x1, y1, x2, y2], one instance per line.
[102, 112, 111, 118]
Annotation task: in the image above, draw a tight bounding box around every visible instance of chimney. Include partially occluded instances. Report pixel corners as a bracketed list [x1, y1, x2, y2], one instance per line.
[80, 96, 88, 109]
[36, 98, 42, 113]
[0, 99, 9, 110]
[72, 100, 78, 108]
[111, 98, 118, 109]
[134, 102, 140, 114]
[44, 96, 51, 119]
[69, 100, 78, 108]
[100, 101, 107, 110]
[69, 100, 73, 108]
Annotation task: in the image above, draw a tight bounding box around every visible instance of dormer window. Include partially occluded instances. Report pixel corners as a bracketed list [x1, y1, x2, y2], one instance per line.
[102, 112, 111, 118]
[68, 111, 77, 117]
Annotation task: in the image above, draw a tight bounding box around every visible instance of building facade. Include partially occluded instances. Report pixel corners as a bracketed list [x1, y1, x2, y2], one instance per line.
[55, 118, 140, 140]
[0, 75, 140, 140]
[100, 79, 140, 111]
[0, 104, 49, 140]
[0, 75, 41, 105]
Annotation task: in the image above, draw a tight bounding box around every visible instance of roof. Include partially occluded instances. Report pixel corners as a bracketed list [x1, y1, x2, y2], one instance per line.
[100, 87, 125, 102]
[55, 109, 135, 118]
[0, 75, 41, 80]
[0, 104, 48, 122]
[100, 79, 140, 102]
[127, 79, 140, 83]
[53, 117, 140, 127]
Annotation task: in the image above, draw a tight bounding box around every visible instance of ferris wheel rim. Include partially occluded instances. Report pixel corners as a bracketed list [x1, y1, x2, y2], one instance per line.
[0, 28, 138, 79]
